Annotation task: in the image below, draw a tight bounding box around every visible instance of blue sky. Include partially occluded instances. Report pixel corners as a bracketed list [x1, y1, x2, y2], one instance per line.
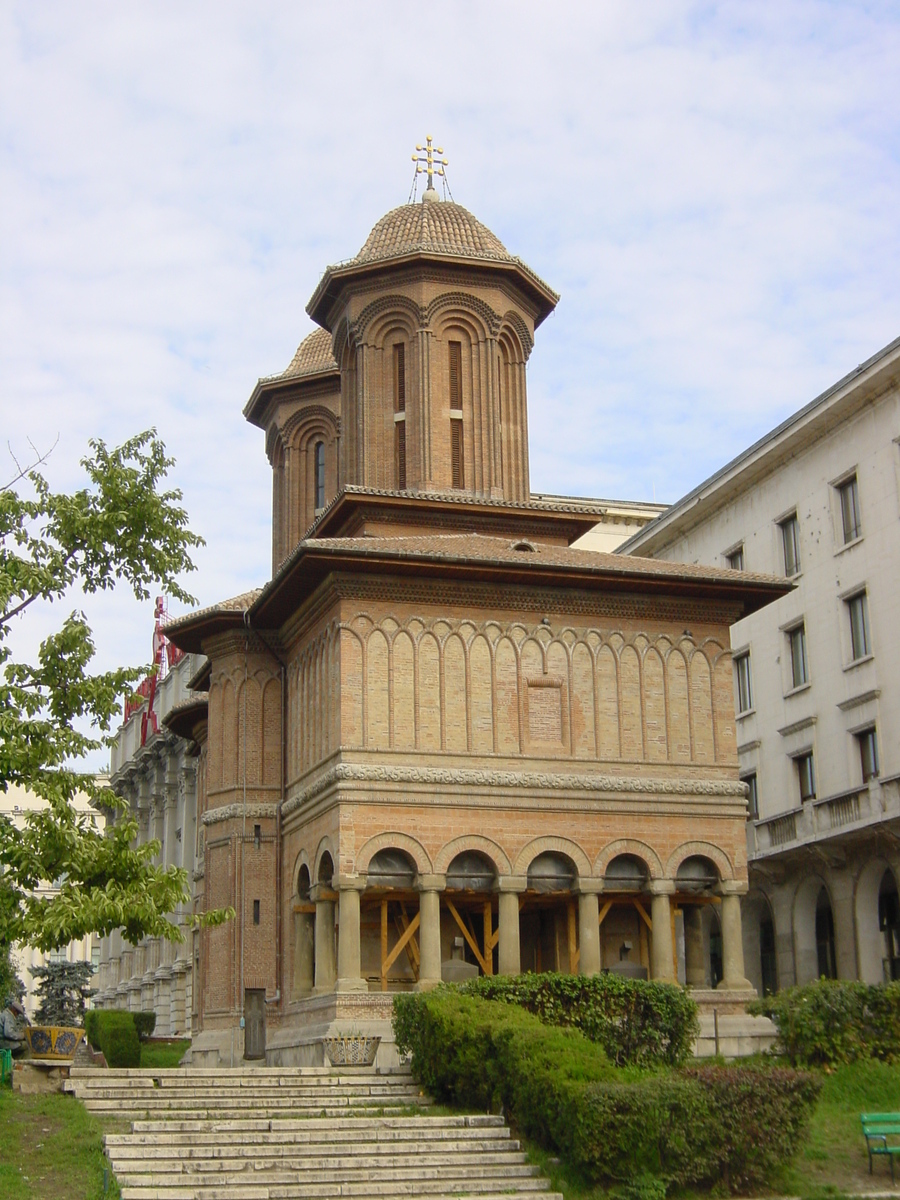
[2, 1, 899, 718]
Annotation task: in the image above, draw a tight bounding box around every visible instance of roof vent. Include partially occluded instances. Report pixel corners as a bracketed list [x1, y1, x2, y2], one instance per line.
[510, 540, 537, 553]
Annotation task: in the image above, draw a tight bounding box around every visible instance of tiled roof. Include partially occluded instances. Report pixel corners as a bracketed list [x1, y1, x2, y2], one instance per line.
[165, 589, 262, 633]
[295, 532, 784, 587]
[353, 201, 513, 267]
[282, 327, 337, 379]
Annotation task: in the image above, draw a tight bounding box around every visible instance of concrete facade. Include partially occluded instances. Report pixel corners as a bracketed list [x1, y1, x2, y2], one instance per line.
[621, 335, 900, 996]
[102, 183, 788, 1066]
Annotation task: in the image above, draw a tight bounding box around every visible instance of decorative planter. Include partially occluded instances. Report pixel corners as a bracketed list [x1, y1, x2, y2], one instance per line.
[322, 1035, 380, 1067]
[24, 1025, 84, 1061]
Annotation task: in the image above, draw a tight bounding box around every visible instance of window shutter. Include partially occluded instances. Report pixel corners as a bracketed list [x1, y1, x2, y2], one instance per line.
[449, 341, 462, 410]
[396, 420, 406, 491]
[451, 420, 463, 489]
[394, 343, 405, 413]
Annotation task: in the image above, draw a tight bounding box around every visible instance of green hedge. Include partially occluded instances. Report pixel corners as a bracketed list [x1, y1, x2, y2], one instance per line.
[132, 1012, 156, 1041]
[84, 1009, 141, 1067]
[394, 990, 819, 1192]
[458, 972, 699, 1067]
[749, 978, 900, 1066]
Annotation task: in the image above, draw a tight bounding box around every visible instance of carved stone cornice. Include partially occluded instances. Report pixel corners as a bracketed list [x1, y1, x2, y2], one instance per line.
[282, 763, 747, 819]
[201, 802, 279, 826]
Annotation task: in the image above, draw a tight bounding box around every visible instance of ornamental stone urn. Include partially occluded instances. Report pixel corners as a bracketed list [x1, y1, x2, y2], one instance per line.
[322, 1034, 380, 1067]
[24, 1026, 85, 1060]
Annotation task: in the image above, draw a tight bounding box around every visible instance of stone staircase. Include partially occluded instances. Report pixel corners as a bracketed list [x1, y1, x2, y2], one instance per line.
[66, 1066, 562, 1200]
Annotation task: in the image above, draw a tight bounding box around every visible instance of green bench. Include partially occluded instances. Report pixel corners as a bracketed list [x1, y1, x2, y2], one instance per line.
[862, 1113, 900, 1181]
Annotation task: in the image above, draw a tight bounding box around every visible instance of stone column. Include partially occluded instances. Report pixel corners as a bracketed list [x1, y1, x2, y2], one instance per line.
[311, 883, 336, 993]
[683, 906, 706, 987]
[576, 880, 603, 977]
[650, 880, 677, 982]
[416, 874, 446, 991]
[718, 882, 753, 991]
[496, 876, 526, 977]
[335, 876, 367, 992]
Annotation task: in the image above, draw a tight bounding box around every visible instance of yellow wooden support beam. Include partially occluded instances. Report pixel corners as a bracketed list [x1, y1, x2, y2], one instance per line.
[381, 900, 389, 993]
[598, 899, 614, 927]
[446, 898, 489, 974]
[383, 911, 421, 975]
[567, 899, 579, 973]
[632, 899, 653, 931]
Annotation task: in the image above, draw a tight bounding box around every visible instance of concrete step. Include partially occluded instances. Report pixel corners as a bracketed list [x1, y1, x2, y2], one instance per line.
[110, 1149, 529, 1173]
[119, 1185, 558, 1200]
[120, 1191, 561, 1200]
[107, 1136, 516, 1157]
[124, 1114, 505, 1135]
[114, 1162, 541, 1185]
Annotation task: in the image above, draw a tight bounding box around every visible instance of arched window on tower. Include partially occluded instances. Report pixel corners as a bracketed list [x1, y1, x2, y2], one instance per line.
[449, 341, 464, 489]
[314, 440, 325, 511]
[394, 343, 406, 490]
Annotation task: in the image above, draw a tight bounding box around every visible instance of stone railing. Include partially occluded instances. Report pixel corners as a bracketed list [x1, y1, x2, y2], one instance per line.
[749, 781, 900, 858]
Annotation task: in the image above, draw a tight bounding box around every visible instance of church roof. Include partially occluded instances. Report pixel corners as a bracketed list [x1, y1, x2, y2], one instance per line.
[352, 201, 512, 267]
[281, 327, 338, 379]
[307, 197, 559, 328]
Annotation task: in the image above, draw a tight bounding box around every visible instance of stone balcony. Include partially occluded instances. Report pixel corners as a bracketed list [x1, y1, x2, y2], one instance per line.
[748, 773, 900, 859]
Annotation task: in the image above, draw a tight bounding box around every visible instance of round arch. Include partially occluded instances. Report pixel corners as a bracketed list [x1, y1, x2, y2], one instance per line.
[434, 834, 510, 877]
[595, 838, 663, 881]
[355, 831, 433, 877]
[313, 837, 336, 885]
[665, 841, 734, 883]
[292, 850, 312, 897]
[793, 874, 833, 984]
[513, 836, 591, 878]
[855, 858, 899, 983]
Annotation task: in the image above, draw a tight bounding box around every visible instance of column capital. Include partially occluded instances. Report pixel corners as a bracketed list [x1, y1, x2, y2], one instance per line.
[334, 874, 366, 892]
[416, 873, 447, 892]
[718, 880, 749, 896]
[574, 877, 605, 895]
[649, 879, 676, 896]
[494, 875, 527, 894]
[310, 883, 338, 903]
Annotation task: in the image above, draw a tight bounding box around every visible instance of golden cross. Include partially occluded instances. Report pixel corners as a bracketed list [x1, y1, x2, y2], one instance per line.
[411, 136, 448, 190]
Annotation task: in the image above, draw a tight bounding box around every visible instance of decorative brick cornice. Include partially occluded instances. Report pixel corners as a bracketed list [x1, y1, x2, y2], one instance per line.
[282, 763, 747, 818]
[201, 802, 279, 826]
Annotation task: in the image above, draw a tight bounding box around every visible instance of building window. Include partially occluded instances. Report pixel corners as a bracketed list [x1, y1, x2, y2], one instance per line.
[253, 899, 260, 926]
[780, 514, 801, 577]
[726, 545, 744, 571]
[788, 623, 809, 689]
[449, 341, 464, 489]
[314, 441, 325, 511]
[796, 751, 816, 802]
[743, 772, 759, 821]
[858, 727, 879, 782]
[838, 474, 862, 543]
[734, 652, 753, 714]
[394, 343, 406, 490]
[847, 591, 871, 661]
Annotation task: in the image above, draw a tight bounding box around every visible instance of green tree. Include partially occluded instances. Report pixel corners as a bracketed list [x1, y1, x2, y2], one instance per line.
[0, 430, 231, 954]
[32, 960, 95, 1026]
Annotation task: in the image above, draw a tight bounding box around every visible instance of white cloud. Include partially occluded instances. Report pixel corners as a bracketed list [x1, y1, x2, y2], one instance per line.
[2, 0, 898, 750]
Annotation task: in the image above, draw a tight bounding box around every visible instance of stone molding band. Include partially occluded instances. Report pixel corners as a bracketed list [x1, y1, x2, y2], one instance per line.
[202, 802, 279, 826]
[282, 763, 748, 818]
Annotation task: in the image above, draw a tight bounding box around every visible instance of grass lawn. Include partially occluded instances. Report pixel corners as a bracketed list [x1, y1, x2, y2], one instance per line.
[0, 1085, 122, 1200]
[139, 1037, 190, 1068]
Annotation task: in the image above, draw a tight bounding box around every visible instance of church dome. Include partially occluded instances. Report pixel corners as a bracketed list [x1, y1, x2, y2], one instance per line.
[351, 200, 514, 268]
[282, 327, 338, 378]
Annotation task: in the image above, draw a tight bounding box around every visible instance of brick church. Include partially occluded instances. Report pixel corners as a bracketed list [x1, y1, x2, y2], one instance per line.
[105, 151, 788, 1065]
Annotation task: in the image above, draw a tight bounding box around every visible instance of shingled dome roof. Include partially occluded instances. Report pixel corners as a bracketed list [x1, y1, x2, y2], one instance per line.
[352, 200, 513, 267]
[283, 327, 338, 378]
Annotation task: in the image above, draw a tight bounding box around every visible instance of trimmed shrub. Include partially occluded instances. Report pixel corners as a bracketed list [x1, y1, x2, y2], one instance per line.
[104, 1021, 141, 1068]
[394, 990, 819, 1193]
[133, 1011, 156, 1041]
[459, 972, 699, 1067]
[749, 978, 900, 1066]
[84, 1009, 141, 1066]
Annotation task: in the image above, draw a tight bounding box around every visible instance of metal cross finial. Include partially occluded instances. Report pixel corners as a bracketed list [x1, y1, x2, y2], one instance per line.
[411, 135, 448, 191]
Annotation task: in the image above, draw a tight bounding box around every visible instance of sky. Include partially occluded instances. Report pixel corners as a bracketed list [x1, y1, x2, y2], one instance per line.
[2, 1, 899, 756]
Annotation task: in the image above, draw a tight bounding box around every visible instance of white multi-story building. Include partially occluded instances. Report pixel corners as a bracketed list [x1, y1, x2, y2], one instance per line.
[1, 783, 103, 1020]
[621, 334, 900, 995]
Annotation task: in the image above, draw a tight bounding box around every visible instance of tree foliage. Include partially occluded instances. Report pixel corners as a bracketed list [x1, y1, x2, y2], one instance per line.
[32, 960, 95, 1026]
[0, 430, 231, 952]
